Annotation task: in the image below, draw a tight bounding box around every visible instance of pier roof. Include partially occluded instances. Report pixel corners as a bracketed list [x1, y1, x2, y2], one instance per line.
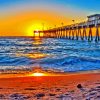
[87, 14, 100, 18]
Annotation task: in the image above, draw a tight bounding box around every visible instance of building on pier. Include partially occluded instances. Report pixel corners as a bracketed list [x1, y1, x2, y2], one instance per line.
[87, 14, 100, 21]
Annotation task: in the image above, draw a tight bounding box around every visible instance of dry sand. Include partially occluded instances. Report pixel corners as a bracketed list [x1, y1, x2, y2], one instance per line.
[0, 72, 100, 100]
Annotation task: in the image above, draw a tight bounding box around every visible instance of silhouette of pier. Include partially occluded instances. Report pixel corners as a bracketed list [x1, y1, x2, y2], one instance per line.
[34, 14, 100, 42]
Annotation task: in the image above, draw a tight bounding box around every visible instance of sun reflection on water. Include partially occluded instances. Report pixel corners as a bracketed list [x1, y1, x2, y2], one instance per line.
[16, 38, 49, 59]
[16, 52, 48, 59]
[33, 38, 43, 45]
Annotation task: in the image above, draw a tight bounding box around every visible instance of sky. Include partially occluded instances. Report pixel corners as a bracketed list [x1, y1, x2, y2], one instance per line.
[0, 0, 100, 36]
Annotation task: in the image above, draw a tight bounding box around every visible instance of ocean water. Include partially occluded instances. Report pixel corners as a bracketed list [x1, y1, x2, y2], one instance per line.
[0, 37, 100, 72]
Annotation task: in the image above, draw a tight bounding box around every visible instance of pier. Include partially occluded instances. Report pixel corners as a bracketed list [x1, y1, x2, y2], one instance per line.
[34, 14, 100, 42]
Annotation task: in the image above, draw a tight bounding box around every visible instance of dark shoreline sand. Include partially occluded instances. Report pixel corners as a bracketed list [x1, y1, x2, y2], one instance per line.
[0, 71, 100, 100]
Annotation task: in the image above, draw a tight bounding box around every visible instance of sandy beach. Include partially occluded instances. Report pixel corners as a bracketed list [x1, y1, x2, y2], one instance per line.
[0, 72, 100, 100]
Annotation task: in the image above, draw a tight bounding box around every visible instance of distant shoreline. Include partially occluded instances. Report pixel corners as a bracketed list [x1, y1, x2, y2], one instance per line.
[0, 69, 100, 78]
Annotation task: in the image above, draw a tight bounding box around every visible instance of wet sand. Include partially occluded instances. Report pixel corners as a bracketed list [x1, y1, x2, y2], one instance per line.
[0, 72, 100, 100]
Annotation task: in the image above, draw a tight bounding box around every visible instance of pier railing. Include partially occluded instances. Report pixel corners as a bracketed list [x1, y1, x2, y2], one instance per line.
[35, 19, 100, 42]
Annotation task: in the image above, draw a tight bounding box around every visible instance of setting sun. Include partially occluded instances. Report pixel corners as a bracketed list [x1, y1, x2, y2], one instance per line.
[27, 20, 48, 37]
[30, 72, 45, 76]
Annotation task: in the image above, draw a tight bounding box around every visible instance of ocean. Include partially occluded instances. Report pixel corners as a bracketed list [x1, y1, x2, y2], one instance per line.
[0, 37, 100, 73]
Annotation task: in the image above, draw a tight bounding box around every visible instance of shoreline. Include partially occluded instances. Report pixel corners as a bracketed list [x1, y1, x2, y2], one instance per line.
[0, 71, 100, 99]
[0, 69, 100, 78]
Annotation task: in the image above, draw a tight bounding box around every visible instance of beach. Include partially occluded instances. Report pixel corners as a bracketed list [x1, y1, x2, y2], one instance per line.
[0, 72, 100, 100]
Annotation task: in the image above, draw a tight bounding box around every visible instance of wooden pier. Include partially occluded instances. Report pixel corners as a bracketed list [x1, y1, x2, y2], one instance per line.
[34, 14, 100, 42]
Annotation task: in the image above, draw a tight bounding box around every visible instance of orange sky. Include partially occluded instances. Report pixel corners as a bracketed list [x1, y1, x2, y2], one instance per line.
[0, 9, 98, 36]
[0, 10, 72, 36]
[0, 0, 91, 36]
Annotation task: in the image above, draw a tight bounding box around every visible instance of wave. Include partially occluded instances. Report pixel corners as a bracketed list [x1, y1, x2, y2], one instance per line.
[0, 37, 100, 72]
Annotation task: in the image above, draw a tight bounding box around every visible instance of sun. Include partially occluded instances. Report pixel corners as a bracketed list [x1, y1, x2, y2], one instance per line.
[33, 73, 45, 76]
[30, 72, 45, 77]
[26, 20, 50, 36]
[27, 21, 43, 36]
